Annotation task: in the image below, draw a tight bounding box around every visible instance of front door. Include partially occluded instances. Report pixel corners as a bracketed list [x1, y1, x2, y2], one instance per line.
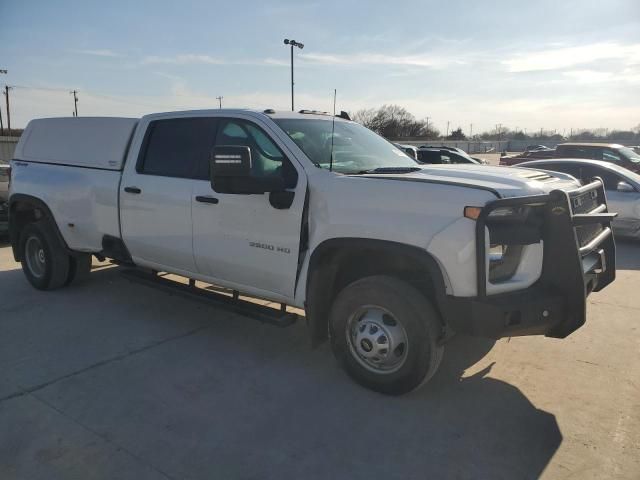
[121, 117, 217, 272]
[192, 117, 306, 299]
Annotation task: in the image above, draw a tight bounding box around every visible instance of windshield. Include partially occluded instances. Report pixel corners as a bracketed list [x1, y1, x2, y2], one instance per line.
[619, 147, 640, 164]
[274, 118, 419, 174]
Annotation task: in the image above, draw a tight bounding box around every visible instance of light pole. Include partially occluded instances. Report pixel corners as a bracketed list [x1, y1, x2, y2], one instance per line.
[216, 96, 223, 109]
[284, 38, 304, 111]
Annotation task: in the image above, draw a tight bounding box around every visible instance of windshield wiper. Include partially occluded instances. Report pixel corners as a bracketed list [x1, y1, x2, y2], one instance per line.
[352, 166, 422, 175]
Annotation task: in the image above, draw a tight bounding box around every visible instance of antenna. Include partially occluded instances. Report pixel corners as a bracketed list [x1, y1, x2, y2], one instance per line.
[329, 89, 336, 172]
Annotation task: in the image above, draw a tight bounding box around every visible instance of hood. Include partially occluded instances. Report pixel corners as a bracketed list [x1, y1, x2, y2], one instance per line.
[363, 164, 580, 198]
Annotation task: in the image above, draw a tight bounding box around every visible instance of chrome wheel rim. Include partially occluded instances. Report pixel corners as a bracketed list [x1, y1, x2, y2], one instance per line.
[346, 305, 409, 374]
[25, 235, 46, 279]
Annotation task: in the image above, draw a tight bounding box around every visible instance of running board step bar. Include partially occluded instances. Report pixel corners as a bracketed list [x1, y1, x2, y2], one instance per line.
[122, 269, 299, 328]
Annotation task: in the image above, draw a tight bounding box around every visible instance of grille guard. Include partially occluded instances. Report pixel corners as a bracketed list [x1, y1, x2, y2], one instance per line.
[474, 178, 617, 338]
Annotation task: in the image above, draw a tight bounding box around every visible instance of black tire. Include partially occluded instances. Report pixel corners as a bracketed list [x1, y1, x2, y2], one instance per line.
[19, 221, 70, 290]
[66, 253, 93, 286]
[329, 275, 444, 395]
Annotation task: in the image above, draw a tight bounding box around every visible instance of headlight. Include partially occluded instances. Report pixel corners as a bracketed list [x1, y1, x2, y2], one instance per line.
[487, 206, 531, 222]
[489, 244, 524, 283]
[465, 204, 544, 285]
[487, 206, 533, 282]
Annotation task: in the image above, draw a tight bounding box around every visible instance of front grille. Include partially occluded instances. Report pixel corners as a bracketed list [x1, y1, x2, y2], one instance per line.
[571, 188, 603, 249]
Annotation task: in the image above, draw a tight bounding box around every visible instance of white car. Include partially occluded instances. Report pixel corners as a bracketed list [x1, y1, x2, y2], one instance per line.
[7, 111, 617, 394]
[518, 159, 640, 239]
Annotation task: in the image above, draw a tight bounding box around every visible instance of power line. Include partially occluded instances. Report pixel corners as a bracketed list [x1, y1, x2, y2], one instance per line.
[0, 69, 6, 135]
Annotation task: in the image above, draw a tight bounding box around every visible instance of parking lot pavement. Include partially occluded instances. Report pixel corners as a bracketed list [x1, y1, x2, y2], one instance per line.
[1, 240, 639, 480]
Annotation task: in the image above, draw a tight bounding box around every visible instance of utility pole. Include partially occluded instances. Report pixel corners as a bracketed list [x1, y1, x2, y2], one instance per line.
[4, 86, 11, 135]
[216, 96, 223, 109]
[446, 121, 449, 138]
[0, 69, 5, 136]
[71, 90, 78, 117]
[469, 123, 473, 138]
[425, 116, 431, 138]
[283, 39, 304, 111]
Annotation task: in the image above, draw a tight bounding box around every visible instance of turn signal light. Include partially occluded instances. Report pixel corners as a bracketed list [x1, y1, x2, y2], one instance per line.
[464, 206, 482, 220]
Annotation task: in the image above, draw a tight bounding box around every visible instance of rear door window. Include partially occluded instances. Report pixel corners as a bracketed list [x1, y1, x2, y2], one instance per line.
[558, 146, 595, 159]
[418, 150, 441, 163]
[138, 117, 218, 179]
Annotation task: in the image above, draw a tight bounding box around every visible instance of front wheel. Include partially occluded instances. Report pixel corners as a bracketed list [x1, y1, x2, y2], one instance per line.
[329, 275, 444, 395]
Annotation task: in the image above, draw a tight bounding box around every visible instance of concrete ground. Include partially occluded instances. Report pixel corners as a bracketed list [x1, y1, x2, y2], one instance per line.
[0, 239, 638, 480]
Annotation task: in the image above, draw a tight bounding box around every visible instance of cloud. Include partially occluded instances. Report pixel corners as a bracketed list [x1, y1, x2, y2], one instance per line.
[142, 54, 288, 67]
[72, 49, 122, 57]
[299, 52, 465, 68]
[142, 54, 224, 65]
[502, 42, 640, 73]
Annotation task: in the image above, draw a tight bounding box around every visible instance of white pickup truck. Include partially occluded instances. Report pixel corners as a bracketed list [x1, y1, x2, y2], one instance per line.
[8, 110, 617, 394]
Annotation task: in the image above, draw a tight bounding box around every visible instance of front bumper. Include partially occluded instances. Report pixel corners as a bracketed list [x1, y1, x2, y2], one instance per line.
[444, 179, 616, 339]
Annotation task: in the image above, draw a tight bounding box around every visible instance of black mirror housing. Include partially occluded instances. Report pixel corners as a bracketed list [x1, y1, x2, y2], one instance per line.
[210, 145, 286, 195]
[211, 145, 252, 178]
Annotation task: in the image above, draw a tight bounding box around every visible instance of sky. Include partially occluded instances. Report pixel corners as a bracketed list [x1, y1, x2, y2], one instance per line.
[1, 0, 639, 133]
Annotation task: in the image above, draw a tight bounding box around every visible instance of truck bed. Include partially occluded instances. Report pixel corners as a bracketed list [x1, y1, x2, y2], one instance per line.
[10, 117, 139, 252]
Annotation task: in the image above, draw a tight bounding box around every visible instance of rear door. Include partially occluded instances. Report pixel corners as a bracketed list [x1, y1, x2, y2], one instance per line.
[191, 116, 307, 299]
[120, 117, 217, 272]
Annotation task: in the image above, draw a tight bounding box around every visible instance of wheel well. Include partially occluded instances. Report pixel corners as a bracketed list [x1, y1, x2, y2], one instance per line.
[305, 239, 448, 347]
[9, 196, 66, 262]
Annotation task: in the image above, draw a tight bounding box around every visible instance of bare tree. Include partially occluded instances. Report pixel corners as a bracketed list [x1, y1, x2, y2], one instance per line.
[351, 108, 378, 129]
[352, 104, 438, 139]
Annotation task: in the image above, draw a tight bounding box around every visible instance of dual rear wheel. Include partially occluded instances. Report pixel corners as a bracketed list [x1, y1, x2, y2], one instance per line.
[20, 221, 92, 290]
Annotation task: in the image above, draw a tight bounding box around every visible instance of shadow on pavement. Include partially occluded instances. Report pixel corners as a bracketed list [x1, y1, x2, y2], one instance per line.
[616, 239, 640, 270]
[0, 263, 562, 480]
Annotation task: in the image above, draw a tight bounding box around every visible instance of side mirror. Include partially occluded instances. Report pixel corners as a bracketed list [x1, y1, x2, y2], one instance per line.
[617, 181, 635, 193]
[210, 145, 284, 194]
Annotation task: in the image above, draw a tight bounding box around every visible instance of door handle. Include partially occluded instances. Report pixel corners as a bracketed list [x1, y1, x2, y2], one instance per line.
[195, 195, 219, 204]
[124, 186, 142, 194]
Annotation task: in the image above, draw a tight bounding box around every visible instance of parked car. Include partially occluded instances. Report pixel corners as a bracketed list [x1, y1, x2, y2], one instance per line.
[518, 159, 640, 239]
[417, 147, 484, 165]
[433, 146, 489, 164]
[526, 145, 554, 152]
[8, 111, 617, 395]
[501, 143, 640, 173]
[393, 143, 418, 160]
